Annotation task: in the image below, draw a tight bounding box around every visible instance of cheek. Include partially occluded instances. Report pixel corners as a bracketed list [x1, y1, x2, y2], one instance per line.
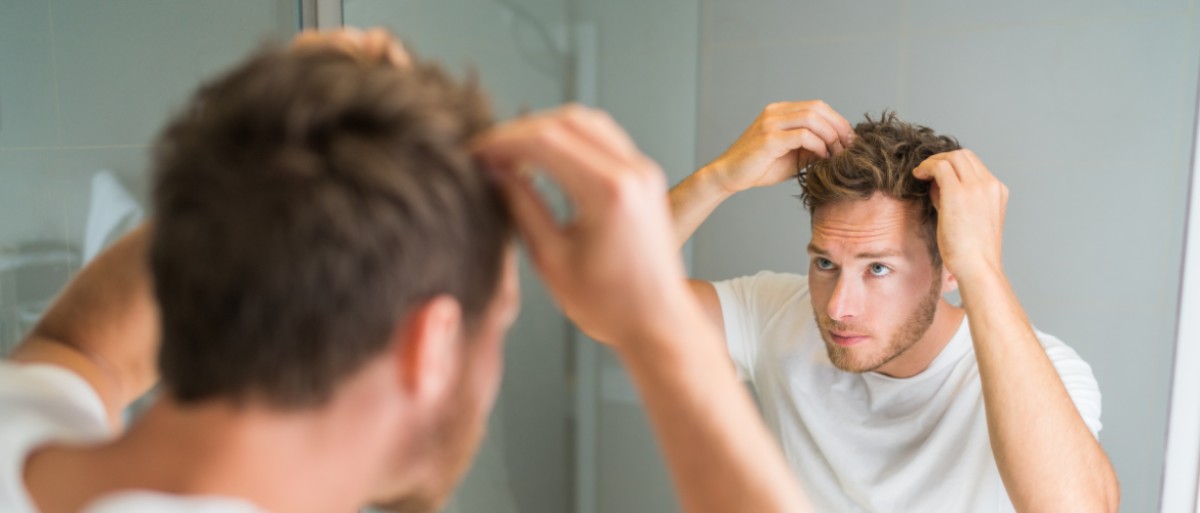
[808, 275, 833, 314]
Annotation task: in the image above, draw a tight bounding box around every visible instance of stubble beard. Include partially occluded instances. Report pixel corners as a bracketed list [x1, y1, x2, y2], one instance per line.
[818, 276, 942, 373]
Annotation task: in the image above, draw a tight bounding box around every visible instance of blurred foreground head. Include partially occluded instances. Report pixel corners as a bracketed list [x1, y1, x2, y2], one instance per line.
[150, 33, 518, 511]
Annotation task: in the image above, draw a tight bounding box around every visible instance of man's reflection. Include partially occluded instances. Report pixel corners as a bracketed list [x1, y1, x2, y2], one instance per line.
[670, 102, 1119, 512]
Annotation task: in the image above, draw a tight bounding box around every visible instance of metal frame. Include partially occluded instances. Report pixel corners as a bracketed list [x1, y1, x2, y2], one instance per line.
[1160, 56, 1200, 513]
[301, 0, 343, 29]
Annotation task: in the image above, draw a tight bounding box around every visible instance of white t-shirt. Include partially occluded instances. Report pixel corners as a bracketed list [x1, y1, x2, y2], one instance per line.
[713, 271, 1103, 513]
[0, 361, 266, 513]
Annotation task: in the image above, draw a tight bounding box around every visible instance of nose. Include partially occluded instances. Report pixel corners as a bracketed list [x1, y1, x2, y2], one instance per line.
[826, 274, 864, 321]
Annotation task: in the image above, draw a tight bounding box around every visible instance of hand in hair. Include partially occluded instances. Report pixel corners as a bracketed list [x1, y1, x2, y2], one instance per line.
[472, 104, 692, 346]
[291, 27, 410, 67]
[704, 100, 855, 194]
[474, 104, 813, 513]
[912, 149, 1008, 281]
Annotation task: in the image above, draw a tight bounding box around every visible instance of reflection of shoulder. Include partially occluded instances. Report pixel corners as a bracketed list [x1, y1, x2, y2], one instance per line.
[743, 270, 811, 313]
[1031, 328, 1091, 366]
[745, 270, 808, 296]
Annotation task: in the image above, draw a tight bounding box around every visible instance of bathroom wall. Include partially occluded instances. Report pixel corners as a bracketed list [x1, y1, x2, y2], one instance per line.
[0, 0, 297, 353]
[690, 1, 1200, 510]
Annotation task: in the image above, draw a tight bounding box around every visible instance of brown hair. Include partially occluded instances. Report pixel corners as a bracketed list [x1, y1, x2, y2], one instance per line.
[150, 44, 510, 408]
[798, 111, 960, 266]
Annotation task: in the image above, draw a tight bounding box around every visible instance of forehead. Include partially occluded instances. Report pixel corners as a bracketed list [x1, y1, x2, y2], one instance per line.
[809, 193, 925, 255]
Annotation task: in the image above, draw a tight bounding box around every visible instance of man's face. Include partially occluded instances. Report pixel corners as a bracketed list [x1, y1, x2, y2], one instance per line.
[374, 246, 521, 513]
[807, 193, 942, 374]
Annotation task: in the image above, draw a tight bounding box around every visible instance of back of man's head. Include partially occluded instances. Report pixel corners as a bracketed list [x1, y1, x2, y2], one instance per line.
[798, 111, 960, 266]
[150, 45, 511, 408]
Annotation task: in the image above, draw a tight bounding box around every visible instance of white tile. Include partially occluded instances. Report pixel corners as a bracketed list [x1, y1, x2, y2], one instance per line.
[0, 0, 59, 148]
[51, 0, 292, 146]
[702, 0, 905, 47]
[901, 16, 1194, 168]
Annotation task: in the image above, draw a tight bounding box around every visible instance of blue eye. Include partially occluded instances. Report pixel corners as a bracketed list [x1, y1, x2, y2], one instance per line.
[868, 263, 891, 277]
[815, 258, 835, 270]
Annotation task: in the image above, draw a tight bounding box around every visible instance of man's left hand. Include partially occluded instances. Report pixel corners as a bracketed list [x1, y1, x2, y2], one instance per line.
[912, 149, 1008, 281]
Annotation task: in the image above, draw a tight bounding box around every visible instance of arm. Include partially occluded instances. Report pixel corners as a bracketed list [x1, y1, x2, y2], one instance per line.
[8, 225, 158, 429]
[670, 100, 855, 250]
[914, 150, 1120, 513]
[476, 105, 810, 513]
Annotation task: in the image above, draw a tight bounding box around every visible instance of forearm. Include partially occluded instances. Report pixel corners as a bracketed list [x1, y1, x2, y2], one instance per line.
[670, 165, 735, 251]
[959, 267, 1118, 513]
[10, 224, 159, 421]
[615, 304, 809, 513]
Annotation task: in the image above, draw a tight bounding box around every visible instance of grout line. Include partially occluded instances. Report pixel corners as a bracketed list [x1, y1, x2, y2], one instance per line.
[47, 0, 65, 147]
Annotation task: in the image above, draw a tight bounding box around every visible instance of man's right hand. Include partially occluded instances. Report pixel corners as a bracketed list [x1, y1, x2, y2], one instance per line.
[704, 100, 855, 194]
[473, 105, 695, 347]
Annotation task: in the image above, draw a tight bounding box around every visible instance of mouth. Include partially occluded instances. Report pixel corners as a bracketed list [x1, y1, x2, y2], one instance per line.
[828, 331, 869, 347]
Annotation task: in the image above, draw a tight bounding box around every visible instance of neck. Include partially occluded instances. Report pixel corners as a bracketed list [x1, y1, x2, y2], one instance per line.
[27, 363, 421, 513]
[874, 299, 965, 378]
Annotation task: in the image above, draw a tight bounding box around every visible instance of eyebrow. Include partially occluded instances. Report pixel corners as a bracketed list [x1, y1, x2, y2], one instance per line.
[806, 243, 902, 260]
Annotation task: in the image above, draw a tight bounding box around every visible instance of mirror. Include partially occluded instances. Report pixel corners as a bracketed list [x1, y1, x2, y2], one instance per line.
[339, 1, 1200, 512]
[1, 0, 1196, 512]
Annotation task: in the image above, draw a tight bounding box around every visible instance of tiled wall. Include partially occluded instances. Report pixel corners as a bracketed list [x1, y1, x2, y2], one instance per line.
[692, 1, 1200, 510]
[0, 0, 296, 352]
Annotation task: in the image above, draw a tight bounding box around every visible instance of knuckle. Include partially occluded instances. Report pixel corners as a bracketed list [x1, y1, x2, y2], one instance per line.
[560, 103, 589, 122]
[532, 123, 568, 147]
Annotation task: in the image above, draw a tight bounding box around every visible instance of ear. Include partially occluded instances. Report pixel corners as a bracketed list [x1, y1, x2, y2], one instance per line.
[940, 265, 958, 295]
[394, 295, 465, 406]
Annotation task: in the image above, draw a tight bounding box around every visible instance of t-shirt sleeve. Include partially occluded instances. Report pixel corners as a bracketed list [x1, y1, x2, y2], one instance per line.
[0, 361, 111, 511]
[711, 271, 808, 382]
[1036, 333, 1104, 439]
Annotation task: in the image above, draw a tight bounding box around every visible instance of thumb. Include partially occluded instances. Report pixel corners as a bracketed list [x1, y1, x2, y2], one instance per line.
[492, 167, 561, 269]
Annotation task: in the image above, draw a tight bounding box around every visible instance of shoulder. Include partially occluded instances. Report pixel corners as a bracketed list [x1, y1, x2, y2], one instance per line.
[712, 270, 809, 303]
[1031, 329, 1093, 369]
[0, 361, 111, 512]
[0, 361, 110, 458]
[1030, 328, 1104, 435]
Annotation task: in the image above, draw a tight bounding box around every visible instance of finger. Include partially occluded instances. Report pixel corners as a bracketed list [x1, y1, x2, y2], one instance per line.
[830, 140, 845, 155]
[771, 110, 842, 154]
[776, 128, 831, 160]
[557, 105, 642, 164]
[363, 28, 411, 67]
[474, 115, 627, 216]
[957, 149, 996, 185]
[491, 166, 562, 266]
[807, 101, 856, 148]
[292, 28, 366, 58]
[912, 157, 963, 196]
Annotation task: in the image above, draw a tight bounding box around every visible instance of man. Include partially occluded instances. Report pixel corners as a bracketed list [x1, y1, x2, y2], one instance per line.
[670, 101, 1120, 512]
[0, 31, 807, 513]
